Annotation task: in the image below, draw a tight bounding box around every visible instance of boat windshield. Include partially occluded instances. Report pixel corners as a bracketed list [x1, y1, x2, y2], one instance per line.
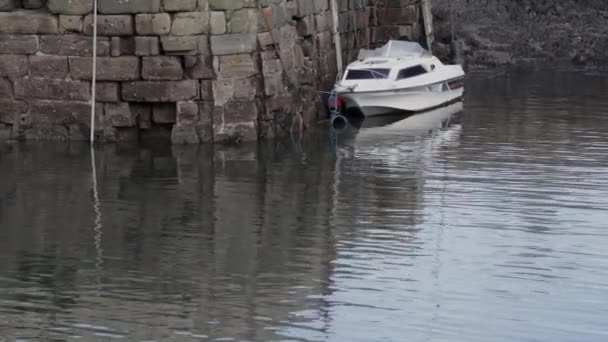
[345, 68, 391, 80]
[357, 40, 430, 60]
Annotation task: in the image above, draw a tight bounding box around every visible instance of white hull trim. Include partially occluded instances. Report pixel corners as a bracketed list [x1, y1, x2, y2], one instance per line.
[342, 87, 464, 117]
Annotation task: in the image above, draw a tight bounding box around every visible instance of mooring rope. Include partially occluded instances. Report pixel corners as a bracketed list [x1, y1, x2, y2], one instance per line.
[89, 0, 98, 144]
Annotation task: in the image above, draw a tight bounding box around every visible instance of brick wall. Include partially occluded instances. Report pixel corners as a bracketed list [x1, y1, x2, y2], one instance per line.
[0, 0, 423, 144]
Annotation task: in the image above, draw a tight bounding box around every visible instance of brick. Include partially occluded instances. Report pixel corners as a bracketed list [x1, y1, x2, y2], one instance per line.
[135, 13, 171, 35]
[210, 11, 226, 35]
[70, 56, 140, 81]
[84, 15, 134, 36]
[142, 56, 183, 81]
[40, 35, 110, 56]
[29, 56, 69, 79]
[163, 0, 196, 12]
[0, 35, 38, 55]
[95, 82, 120, 102]
[0, 55, 27, 78]
[14, 78, 90, 101]
[210, 33, 257, 55]
[152, 103, 175, 123]
[0, 78, 12, 98]
[0, 100, 27, 124]
[59, 15, 84, 33]
[0, 12, 58, 34]
[214, 54, 257, 79]
[111, 37, 135, 56]
[171, 12, 209, 36]
[48, 0, 92, 15]
[135, 36, 160, 56]
[29, 100, 90, 125]
[98, 0, 160, 14]
[184, 55, 213, 79]
[105, 102, 136, 127]
[122, 80, 198, 102]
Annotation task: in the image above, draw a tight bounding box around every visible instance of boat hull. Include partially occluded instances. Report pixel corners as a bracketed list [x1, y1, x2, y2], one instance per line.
[341, 87, 464, 117]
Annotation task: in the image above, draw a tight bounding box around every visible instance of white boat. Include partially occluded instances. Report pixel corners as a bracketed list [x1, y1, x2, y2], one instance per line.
[332, 40, 465, 117]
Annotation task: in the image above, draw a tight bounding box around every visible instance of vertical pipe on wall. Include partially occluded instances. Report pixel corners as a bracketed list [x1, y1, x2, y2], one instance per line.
[89, 0, 98, 144]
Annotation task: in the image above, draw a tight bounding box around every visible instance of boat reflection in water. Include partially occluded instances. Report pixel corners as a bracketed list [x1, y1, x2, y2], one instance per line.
[335, 100, 464, 151]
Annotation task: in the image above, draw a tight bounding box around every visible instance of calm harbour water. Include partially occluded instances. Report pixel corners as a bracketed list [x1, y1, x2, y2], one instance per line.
[1, 70, 608, 341]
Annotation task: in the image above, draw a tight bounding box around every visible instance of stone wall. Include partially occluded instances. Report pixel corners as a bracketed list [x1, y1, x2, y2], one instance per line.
[0, 0, 423, 144]
[432, 0, 608, 68]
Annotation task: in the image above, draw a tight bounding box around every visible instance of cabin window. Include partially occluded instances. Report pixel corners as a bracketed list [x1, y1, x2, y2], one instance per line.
[345, 68, 391, 80]
[397, 65, 428, 80]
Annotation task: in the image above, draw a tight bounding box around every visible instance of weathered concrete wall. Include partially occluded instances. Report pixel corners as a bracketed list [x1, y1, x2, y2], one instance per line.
[0, 0, 423, 144]
[432, 0, 608, 68]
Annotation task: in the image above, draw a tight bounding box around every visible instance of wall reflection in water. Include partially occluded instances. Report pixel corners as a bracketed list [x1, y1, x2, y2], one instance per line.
[0, 104, 463, 341]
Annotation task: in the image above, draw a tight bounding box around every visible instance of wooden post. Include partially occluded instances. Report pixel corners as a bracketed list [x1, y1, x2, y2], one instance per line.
[421, 0, 435, 53]
[330, 0, 344, 78]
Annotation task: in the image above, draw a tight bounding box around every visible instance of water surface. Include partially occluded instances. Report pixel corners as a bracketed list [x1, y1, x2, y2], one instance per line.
[1, 70, 608, 341]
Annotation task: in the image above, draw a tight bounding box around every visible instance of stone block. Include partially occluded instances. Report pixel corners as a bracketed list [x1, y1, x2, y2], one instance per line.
[70, 56, 140, 81]
[40, 35, 110, 56]
[142, 56, 184, 80]
[228, 8, 258, 33]
[29, 100, 90, 125]
[0, 35, 38, 55]
[99, 0, 160, 14]
[59, 15, 84, 33]
[200, 80, 212, 98]
[0, 0, 16, 11]
[210, 11, 226, 35]
[176, 101, 198, 125]
[296, 16, 314, 37]
[24, 124, 69, 141]
[161, 35, 208, 55]
[184, 55, 213, 79]
[209, 0, 255, 11]
[135, 13, 171, 35]
[214, 54, 257, 79]
[172, 125, 199, 144]
[0, 100, 27, 123]
[223, 100, 258, 124]
[105, 102, 136, 127]
[0, 55, 27, 78]
[131, 103, 151, 129]
[29, 56, 69, 79]
[48, 0, 92, 15]
[212, 79, 233, 107]
[152, 103, 175, 123]
[14, 78, 90, 101]
[377, 5, 416, 25]
[135, 36, 160, 56]
[0, 78, 12, 98]
[84, 15, 134, 36]
[0, 12, 58, 34]
[23, 0, 45, 9]
[111, 37, 136, 56]
[172, 12, 209, 36]
[122, 80, 198, 102]
[96, 82, 120, 102]
[163, 0, 196, 12]
[210, 33, 257, 56]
